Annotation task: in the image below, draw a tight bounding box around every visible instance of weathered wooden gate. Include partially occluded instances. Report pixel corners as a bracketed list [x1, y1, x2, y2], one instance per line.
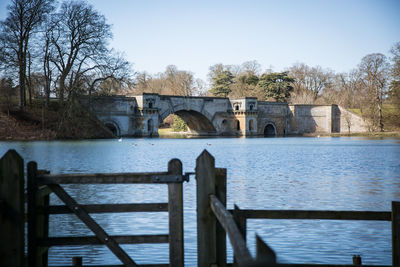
[26, 157, 187, 267]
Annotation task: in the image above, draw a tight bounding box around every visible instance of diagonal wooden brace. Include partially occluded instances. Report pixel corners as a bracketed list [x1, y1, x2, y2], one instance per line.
[48, 184, 137, 267]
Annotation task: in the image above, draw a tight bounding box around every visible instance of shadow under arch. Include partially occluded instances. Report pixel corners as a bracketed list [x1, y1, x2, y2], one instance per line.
[104, 121, 121, 137]
[263, 123, 277, 137]
[163, 109, 216, 135]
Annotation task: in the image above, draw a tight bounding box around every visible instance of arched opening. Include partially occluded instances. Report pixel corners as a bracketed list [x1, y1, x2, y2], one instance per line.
[264, 123, 276, 137]
[236, 120, 241, 131]
[235, 105, 239, 111]
[104, 122, 120, 137]
[147, 119, 153, 133]
[249, 120, 253, 131]
[249, 104, 253, 111]
[158, 110, 216, 136]
[149, 102, 153, 108]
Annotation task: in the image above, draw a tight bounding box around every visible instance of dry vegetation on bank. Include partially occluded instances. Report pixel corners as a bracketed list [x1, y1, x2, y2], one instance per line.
[0, 100, 114, 141]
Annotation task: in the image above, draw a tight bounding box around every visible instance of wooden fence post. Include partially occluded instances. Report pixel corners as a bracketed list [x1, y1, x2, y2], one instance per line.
[28, 161, 39, 267]
[216, 168, 227, 267]
[168, 159, 184, 267]
[393, 201, 400, 267]
[28, 161, 49, 267]
[72, 257, 83, 266]
[352, 255, 362, 266]
[196, 150, 217, 267]
[36, 184, 50, 266]
[0, 150, 24, 267]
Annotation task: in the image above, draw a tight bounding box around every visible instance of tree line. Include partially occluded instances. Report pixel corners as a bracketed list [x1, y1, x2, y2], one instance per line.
[0, 0, 399, 132]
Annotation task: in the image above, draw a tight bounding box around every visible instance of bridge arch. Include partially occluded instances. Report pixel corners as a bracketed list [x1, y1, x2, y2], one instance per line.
[161, 109, 216, 134]
[263, 123, 276, 137]
[104, 120, 121, 137]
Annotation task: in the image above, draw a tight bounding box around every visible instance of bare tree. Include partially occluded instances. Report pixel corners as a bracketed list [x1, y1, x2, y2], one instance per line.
[48, 0, 112, 103]
[389, 42, 400, 110]
[207, 63, 227, 84]
[134, 66, 196, 96]
[86, 51, 133, 97]
[288, 63, 333, 103]
[193, 78, 207, 96]
[0, 0, 55, 110]
[164, 65, 195, 96]
[359, 53, 389, 132]
[241, 60, 261, 76]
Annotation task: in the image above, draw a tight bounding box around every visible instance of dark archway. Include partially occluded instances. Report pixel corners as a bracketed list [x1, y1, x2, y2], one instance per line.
[236, 120, 240, 131]
[148, 119, 153, 132]
[264, 123, 276, 137]
[104, 122, 120, 137]
[249, 119, 254, 131]
[167, 110, 216, 135]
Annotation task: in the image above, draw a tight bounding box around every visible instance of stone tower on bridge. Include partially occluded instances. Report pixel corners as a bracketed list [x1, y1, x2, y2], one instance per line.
[80, 93, 369, 137]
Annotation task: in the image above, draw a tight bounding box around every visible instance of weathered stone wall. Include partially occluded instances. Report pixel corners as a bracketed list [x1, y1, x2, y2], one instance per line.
[334, 106, 369, 133]
[257, 102, 288, 135]
[80, 96, 137, 136]
[288, 105, 333, 134]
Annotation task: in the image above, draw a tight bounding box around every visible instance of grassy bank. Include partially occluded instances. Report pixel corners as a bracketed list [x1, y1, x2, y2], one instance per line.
[158, 127, 189, 137]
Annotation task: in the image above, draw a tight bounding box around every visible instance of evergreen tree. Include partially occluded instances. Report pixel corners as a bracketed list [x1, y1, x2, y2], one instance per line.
[257, 72, 294, 102]
[172, 115, 188, 132]
[209, 70, 234, 97]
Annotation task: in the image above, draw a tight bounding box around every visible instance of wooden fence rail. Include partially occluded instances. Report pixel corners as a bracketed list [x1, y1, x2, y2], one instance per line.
[231, 209, 392, 221]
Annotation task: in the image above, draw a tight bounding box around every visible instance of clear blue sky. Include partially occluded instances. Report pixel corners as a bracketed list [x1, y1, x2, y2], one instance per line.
[1, 0, 399, 81]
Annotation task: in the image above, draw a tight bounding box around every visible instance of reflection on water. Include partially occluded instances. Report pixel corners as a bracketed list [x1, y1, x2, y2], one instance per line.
[1, 137, 400, 265]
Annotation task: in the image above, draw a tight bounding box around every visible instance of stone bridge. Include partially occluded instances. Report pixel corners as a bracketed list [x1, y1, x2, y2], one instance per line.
[80, 93, 369, 137]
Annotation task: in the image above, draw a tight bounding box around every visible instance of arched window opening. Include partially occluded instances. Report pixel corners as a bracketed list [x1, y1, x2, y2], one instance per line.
[236, 120, 240, 131]
[249, 104, 253, 111]
[149, 102, 153, 108]
[235, 105, 239, 111]
[148, 119, 153, 132]
[249, 120, 253, 131]
[264, 124, 276, 137]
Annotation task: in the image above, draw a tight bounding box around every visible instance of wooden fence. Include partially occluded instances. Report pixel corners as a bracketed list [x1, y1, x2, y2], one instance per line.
[195, 150, 400, 267]
[1, 149, 399, 267]
[1, 149, 187, 267]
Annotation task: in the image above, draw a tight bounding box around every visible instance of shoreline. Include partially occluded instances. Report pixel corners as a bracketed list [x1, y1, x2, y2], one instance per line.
[2, 131, 400, 141]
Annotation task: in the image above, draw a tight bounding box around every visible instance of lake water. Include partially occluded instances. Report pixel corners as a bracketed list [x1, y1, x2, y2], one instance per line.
[1, 137, 400, 266]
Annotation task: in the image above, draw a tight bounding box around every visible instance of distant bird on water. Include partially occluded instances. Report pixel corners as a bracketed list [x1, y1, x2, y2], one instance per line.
[206, 143, 211, 146]
[118, 138, 122, 142]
